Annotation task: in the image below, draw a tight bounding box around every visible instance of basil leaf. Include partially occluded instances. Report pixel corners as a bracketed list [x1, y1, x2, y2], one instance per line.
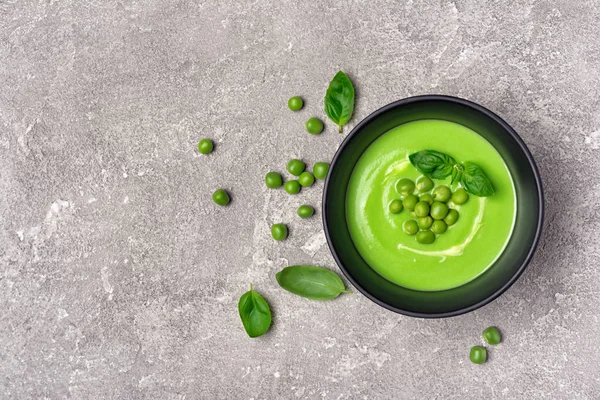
[409, 150, 457, 179]
[324, 71, 355, 133]
[461, 162, 495, 197]
[276, 265, 349, 300]
[238, 285, 272, 338]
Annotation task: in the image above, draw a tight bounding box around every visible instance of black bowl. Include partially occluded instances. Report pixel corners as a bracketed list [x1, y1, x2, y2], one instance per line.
[323, 95, 544, 318]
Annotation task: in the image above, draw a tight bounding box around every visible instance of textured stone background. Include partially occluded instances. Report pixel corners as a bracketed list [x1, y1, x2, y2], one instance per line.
[2, 0, 600, 399]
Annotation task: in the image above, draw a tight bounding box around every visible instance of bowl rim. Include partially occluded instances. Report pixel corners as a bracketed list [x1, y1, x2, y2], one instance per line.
[322, 94, 545, 318]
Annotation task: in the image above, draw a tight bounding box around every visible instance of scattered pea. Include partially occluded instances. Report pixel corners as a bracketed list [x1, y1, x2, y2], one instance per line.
[284, 180, 301, 194]
[469, 346, 487, 364]
[313, 162, 329, 180]
[418, 216, 433, 229]
[287, 159, 306, 176]
[198, 139, 214, 154]
[389, 199, 403, 214]
[402, 194, 419, 211]
[431, 220, 448, 234]
[288, 96, 303, 111]
[444, 209, 459, 226]
[396, 178, 416, 196]
[265, 172, 283, 188]
[416, 230, 435, 244]
[419, 193, 434, 205]
[414, 201, 430, 217]
[212, 189, 230, 206]
[483, 327, 502, 345]
[433, 185, 452, 202]
[271, 223, 288, 241]
[306, 117, 324, 134]
[403, 220, 419, 235]
[452, 188, 469, 205]
[416, 176, 434, 192]
[298, 171, 315, 187]
[430, 201, 449, 220]
[297, 205, 315, 219]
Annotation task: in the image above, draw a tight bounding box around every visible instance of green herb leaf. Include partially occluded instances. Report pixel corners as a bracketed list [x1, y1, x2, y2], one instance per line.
[408, 150, 457, 179]
[451, 164, 463, 185]
[324, 71, 355, 133]
[276, 266, 349, 300]
[461, 162, 495, 197]
[238, 285, 272, 338]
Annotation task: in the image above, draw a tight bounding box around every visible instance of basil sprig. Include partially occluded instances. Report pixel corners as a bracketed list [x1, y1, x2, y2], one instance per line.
[238, 285, 272, 338]
[324, 71, 355, 133]
[409, 150, 495, 197]
[276, 265, 349, 300]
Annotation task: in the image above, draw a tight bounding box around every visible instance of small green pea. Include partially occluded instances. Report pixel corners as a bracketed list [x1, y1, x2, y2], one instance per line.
[389, 199, 403, 214]
[452, 188, 469, 205]
[403, 220, 419, 235]
[418, 216, 433, 229]
[431, 220, 447, 234]
[469, 346, 487, 364]
[288, 96, 303, 111]
[402, 194, 419, 211]
[265, 172, 283, 188]
[430, 201, 449, 220]
[271, 223, 288, 241]
[433, 185, 452, 202]
[287, 159, 306, 176]
[419, 193, 434, 205]
[306, 117, 324, 134]
[284, 180, 301, 194]
[313, 162, 329, 180]
[212, 189, 230, 206]
[297, 205, 315, 218]
[298, 171, 315, 187]
[416, 176, 434, 192]
[198, 139, 213, 154]
[483, 327, 502, 345]
[396, 178, 416, 195]
[414, 201, 430, 217]
[444, 209, 459, 226]
[416, 230, 435, 244]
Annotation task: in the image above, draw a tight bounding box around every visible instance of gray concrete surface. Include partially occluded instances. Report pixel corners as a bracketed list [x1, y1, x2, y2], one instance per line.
[1, 0, 600, 399]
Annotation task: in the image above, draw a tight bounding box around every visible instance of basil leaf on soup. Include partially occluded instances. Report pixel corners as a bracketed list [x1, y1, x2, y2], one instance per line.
[238, 285, 272, 338]
[324, 71, 355, 133]
[276, 265, 349, 300]
[409, 150, 457, 179]
[461, 162, 495, 197]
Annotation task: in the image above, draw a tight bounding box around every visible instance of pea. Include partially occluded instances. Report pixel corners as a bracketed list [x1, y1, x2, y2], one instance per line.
[430, 201, 449, 220]
[288, 96, 303, 111]
[306, 117, 324, 134]
[298, 171, 315, 187]
[212, 189, 230, 206]
[396, 178, 415, 195]
[389, 199, 403, 214]
[297, 205, 315, 218]
[433, 185, 452, 202]
[431, 220, 447, 234]
[419, 193, 434, 205]
[265, 172, 283, 188]
[402, 194, 419, 211]
[418, 216, 433, 229]
[284, 180, 301, 194]
[483, 327, 502, 345]
[197, 139, 213, 154]
[452, 188, 469, 205]
[469, 346, 487, 364]
[414, 201, 430, 217]
[416, 176, 434, 192]
[313, 162, 329, 180]
[409, 211, 417, 218]
[287, 159, 306, 176]
[416, 230, 435, 244]
[403, 220, 419, 235]
[271, 223, 288, 241]
[444, 209, 459, 226]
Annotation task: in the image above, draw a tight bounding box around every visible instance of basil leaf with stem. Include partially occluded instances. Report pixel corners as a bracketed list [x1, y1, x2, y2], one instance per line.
[409, 150, 457, 179]
[238, 284, 272, 338]
[451, 164, 464, 185]
[461, 162, 495, 196]
[324, 71, 355, 133]
[276, 265, 350, 300]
